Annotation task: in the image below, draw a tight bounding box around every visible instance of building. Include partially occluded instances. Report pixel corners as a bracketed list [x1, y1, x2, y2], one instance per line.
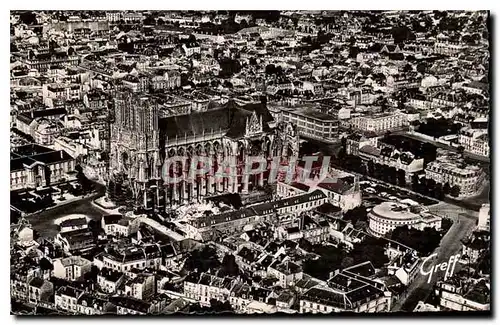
[183, 190, 328, 242]
[386, 74, 421, 92]
[434, 40, 466, 57]
[368, 202, 441, 237]
[299, 281, 391, 313]
[316, 177, 362, 212]
[101, 214, 139, 237]
[124, 273, 156, 300]
[109, 95, 298, 210]
[76, 293, 114, 315]
[275, 214, 330, 244]
[28, 277, 54, 304]
[54, 229, 95, 253]
[414, 301, 440, 312]
[276, 171, 362, 212]
[10, 144, 76, 190]
[458, 128, 490, 158]
[461, 229, 489, 265]
[183, 272, 235, 306]
[267, 260, 303, 288]
[97, 267, 125, 294]
[280, 106, 338, 142]
[53, 136, 88, 159]
[16, 50, 79, 72]
[435, 278, 490, 311]
[55, 286, 84, 313]
[424, 153, 486, 197]
[358, 144, 424, 175]
[387, 252, 420, 286]
[478, 204, 490, 232]
[345, 133, 378, 156]
[59, 217, 88, 233]
[93, 244, 162, 272]
[53, 256, 92, 281]
[349, 112, 405, 134]
[111, 296, 167, 315]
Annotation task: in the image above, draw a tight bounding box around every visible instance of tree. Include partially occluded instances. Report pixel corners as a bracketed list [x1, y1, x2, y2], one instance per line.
[343, 206, 368, 225]
[265, 64, 276, 75]
[183, 245, 220, 273]
[76, 167, 93, 194]
[434, 183, 444, 200]
[83, 265, 99, 282]
[256, 37, 265, 47]
[367, 160, 375, 176]
[88, 219, 102, 238]
[341, 257, 354, 269]
[392, 25, 415, 44]
[304, 244, 347, 280]
[349, 236, 388, 268]
[187, 34, 197, 43]
[19, 11, 38, 25]
[425, 178, 436, 196]
[388, 166, 398, 185]
[403, 63, 413, 73]
[450, 185, 461, 197]
[239, 19, 249, 29]
[218, 58, 241, 78]
[416, 62, 427, 74]
[106, 178, 117, 202]
[143, 15, 155, 26]
[44, 166, 52, 187]
[220, 254, 239, 277]
[397, 169, 406, 187]
[391, 226, 441, 256]
[443, 182, 451, 195]
[39, 257, 53, 272]
[209, 299, 233, 313]
[441, 218, 453, 233]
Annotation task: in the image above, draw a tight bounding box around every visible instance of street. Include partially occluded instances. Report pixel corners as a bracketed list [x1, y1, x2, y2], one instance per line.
[392, 202, 478, 311]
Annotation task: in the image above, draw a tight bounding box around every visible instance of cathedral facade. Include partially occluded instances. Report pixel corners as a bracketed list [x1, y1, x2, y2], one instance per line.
[109, 93, 299, 211]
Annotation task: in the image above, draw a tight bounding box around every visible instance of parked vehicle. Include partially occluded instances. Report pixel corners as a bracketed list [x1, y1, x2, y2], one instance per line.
[365, 187, 376, 194]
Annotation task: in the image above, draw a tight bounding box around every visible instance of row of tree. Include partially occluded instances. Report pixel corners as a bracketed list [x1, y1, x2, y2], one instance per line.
[411, 174, 461, 199]
[389, 225, 442, 256]
[302, 236, 389, 280]
[367, 160, 407, 187]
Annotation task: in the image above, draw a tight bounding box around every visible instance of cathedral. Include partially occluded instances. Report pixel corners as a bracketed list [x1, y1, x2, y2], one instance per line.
[109, 92, 299, 211]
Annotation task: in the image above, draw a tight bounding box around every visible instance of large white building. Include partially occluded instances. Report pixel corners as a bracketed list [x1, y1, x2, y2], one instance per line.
[280, 106, 339, 142]
[424, 154, 486, 197]
[299, 265, 393, 314]
[93, 244, 162, 273]
[458, 128, 490, 158]
[368, 202, 441, 237]
[10, 144, 76, 191]
[434, 40, 466, 57]
[349, 112, 405, 134]
[478, 204, 490, 232]
[53, 256, 92, 282]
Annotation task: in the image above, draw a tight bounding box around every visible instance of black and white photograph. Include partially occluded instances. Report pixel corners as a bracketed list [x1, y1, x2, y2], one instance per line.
[9, 9, 491, 316]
